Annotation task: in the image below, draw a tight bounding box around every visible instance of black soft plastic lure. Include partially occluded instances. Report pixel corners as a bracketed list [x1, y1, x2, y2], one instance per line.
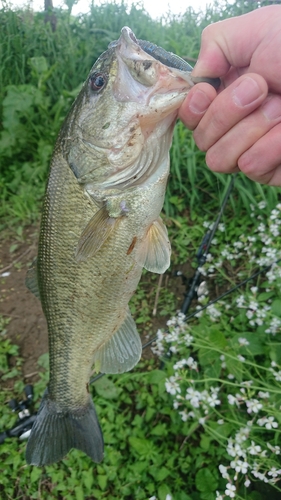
[138, 39, 221, 90]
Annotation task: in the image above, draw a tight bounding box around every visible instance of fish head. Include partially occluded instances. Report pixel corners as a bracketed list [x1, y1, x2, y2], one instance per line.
[61, 27, 194, 187]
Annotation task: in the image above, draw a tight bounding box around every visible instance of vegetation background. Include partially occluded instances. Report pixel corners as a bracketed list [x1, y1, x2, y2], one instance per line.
[1, 0, 281, 499]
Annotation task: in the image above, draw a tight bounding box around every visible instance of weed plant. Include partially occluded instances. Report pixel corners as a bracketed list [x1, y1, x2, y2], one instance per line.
[153, 200, 281, 499]
[1, 1, 280, 228]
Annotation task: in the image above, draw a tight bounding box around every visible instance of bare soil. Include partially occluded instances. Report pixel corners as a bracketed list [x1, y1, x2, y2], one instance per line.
[0, 226, 191, 384]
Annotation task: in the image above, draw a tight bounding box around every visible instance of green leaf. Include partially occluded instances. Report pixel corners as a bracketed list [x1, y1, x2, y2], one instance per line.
[209, 327, 227, 349]
[97, 474, 107, 491]
[158, 483, 172, 500]
[200, 435, 211, 451]
[225, 353, 243, 382]
[271, 300, 281, 317]
[148, 369, 166, 384]
[150, 424, 167, 436]
[231, 333, 264, 356]
[258, 291, 276, 301]
[195, 468, 218, 493]
[150, 466, 170, 481]
[94, 376, 121, 399]
[30, 467, 42, 483]
[74, 486, 85, 500]
[198, 347, 218, 366]
[129, 437, 152, 456]
[29, 56, 48, 75]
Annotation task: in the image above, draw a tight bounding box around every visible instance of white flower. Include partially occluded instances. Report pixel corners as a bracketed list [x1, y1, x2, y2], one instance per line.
[245, 399, 262, 414]
[179, 410, 189, 422]
[244, 479, 251, 488]
[227, 440, 245, 458]
[257, 223, 266, 233]
[258, 391, 269, 399]
[240, 380, 253, 388]
[273, 370, 281, 382]
[184, 333, 194, 346]
[250, 286, 258, 294]
[199, 417, 206, 425]
[206, 304, 222, 321]
[165, 494, 172, 500]
[248, 441, 262, 455]
[228, 394, 239, 406]
[165, 376, 181, 396]
[268, 467, 281, 478]
[230, 459, 249, 474]
[185, 387, 201, 408]
[235, 427, 250, 443]
[267, 443, 281, 455]
[169, 345, 178, 353]
[186, 357, 198, 371]
[225, 482, 236, 498]
[257, 417, 267, 427]
[258, 201, 267, 209]
[219, 464, 229, 479]
[246, 309, 254, 319]
[173, 359, 188, 370]
[238, 337, 249, 346]
[265, 417, 278, 430]
[252, 470, 268, 482]
[236, 295, 245, 307]
[217, 419, 224, 425]
[216, 492, 223, 500]
[237, 354, 245, 362]
[265, 317, 281, 335]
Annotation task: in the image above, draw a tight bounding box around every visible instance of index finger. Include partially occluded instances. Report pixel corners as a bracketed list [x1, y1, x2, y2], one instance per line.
[178, 82, 217, 130]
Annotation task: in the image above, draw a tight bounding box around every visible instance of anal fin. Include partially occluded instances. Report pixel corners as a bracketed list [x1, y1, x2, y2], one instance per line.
[93, 309, 142, 374]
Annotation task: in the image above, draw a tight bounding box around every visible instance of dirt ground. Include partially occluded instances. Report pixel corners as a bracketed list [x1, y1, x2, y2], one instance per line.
[0, 227, 48, 380]
[0, 226, 191, 383]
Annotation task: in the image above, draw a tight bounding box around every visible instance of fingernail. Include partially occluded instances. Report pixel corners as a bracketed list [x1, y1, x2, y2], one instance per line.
[262, 97, 281, 120]
[233, 77, 261, 107]
[189, 89, 212, 114]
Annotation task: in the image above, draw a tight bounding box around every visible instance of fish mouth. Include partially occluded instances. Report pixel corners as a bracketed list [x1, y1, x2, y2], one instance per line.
[111, 26, 194, 106]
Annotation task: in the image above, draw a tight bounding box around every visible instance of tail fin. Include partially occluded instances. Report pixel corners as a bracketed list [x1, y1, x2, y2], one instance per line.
[26, 391, 104, 466]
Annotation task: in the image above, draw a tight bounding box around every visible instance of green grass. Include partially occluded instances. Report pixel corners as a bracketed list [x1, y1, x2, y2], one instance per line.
[1, 0, 279, 228]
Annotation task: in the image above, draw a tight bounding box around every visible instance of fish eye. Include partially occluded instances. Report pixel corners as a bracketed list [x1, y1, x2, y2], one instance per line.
[90, 72, 107, 92]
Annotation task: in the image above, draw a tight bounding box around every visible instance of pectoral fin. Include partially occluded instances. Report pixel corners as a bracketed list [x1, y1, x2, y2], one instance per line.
[136, 217, 171, 274]
[25, 258, 40, 299]
[75, 206, 119, 262]
[92, 308, 142, 374]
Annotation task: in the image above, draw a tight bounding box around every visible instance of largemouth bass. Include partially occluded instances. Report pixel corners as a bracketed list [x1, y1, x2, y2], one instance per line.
[25, 27, 218, 467]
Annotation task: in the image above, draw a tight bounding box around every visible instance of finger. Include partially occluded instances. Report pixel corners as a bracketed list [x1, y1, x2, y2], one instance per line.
[238, 122, 281, 186]
[178, 83, 217, 130]
[205, 95, 281, 174]
[192, 6, 280, 78]
[193, 74, 268, 151]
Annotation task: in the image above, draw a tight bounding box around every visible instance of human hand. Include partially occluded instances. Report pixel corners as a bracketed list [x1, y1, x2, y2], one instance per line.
[179, 5, 281, 186]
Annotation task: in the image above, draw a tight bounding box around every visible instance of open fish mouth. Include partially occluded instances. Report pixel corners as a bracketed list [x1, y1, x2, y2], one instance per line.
[111, 26, 220, 91]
